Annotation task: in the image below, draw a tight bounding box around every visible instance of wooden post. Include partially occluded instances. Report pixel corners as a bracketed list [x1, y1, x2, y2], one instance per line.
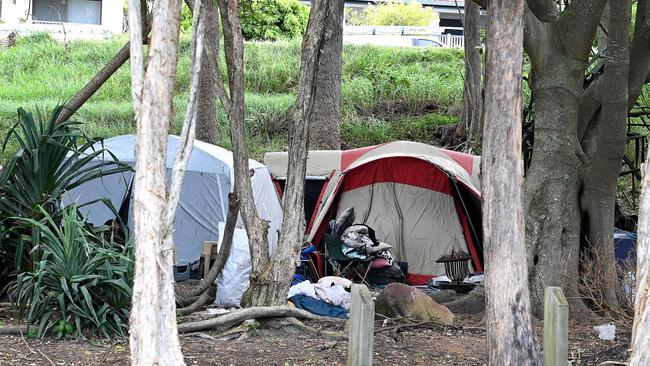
[347, 284, 374, 366]
[543, 286, 569, 366]
[201, 241, 218, 277]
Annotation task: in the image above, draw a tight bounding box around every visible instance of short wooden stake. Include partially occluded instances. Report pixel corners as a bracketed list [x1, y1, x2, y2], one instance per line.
[347, 284, 374, 366]
[543, 286, 569, 366]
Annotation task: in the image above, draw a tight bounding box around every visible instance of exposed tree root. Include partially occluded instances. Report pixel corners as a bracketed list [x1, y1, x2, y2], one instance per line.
[177, 287, 216, 316]
[177, 306, 344, 334]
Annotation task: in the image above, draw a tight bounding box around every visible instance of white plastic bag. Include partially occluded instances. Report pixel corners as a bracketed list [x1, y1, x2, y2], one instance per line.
[593, 323, 616, 341]
[214, 223, 251, 308]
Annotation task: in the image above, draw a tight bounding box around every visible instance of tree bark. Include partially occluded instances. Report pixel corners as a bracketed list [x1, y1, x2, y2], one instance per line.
[457, 0, 483, 149]
[127, 0, 186, 364]
[307, 0, 343, 150]
[482, 0, 540, 364]
[630, 156, 650, 365]
[579, 0, 631, 309]
[242, 0, 333, 307]
[185, 0, 220, 144]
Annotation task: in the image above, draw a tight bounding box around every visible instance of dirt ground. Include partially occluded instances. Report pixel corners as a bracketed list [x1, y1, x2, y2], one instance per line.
[0, 308, 630, 366]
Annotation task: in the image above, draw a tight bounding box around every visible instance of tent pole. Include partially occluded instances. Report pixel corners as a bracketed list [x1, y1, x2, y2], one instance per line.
[452, 179, 482, 254]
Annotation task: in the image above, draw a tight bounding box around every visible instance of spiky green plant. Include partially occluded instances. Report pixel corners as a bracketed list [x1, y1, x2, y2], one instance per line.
[0, 106, 131, 285]
[10, 205, 133, 338]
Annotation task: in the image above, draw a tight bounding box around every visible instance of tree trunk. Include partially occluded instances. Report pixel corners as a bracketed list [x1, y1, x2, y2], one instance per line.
[524, 63, 585, 316]
[579, 0, 631, 310]
[482, 0, 540, 364]
[457, 0, 483, 149]
[308, 0, 343, 150]
[212, 0, 271, 307]
[185, 0, 220, 144]
[521, 0, 609, 315]
[57, 0, 150, 125]
[127, 0, 186, 364]
[243, 0, 333, 306]
[57, 43, 130, 124]
[630, 156, 650, 365]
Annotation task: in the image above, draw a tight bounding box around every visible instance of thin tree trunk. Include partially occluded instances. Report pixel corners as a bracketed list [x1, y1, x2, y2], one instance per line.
[57, 1, 150, 124]
[128, 0, 186, 363]
[243, 0, 333, 307]
[482, 0, 540, 364]
[57, 43, 130, 124]
[457, 0, 483, 149]
[211, 0, 271, 307]
[308, 0, 343, 150]
[185, 0, 220, 144]
[630, 154, 650, 365]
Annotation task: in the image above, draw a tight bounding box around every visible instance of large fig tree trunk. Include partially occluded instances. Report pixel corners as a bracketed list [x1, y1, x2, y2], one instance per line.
[308, 0, 343, 150]
[518, 0, 608, 315]
[482, 0, 540, 363]
[468, 0, 649, 316]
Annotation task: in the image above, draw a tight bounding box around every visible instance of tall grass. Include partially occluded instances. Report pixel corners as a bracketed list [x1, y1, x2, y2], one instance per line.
[0, 33, 467, 160]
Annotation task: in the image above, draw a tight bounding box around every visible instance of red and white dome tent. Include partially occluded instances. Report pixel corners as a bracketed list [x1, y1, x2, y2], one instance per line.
[264, 141, 483, 285]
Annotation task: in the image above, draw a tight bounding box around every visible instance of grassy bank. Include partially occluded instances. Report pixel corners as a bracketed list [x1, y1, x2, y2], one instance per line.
[0, 33, 465, 160]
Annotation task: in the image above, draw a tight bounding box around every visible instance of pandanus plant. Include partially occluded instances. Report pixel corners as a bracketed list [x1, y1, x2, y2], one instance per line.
[0, 106, 131, 289]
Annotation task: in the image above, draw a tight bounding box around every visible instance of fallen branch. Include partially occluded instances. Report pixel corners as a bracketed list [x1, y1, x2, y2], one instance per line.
[0, 325, 29, 335]
[37, 349, 56, 366]
[177, 306, 344, 333]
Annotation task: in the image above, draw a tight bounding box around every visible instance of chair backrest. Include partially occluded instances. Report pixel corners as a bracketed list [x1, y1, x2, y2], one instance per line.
[324, 233, 349, 261]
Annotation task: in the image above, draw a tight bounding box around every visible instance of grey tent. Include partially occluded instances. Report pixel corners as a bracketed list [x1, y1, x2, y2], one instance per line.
[64, 134, 283, 280]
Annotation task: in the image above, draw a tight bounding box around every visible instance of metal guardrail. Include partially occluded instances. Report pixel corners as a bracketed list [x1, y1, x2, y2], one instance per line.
[344, 25, 465, 48]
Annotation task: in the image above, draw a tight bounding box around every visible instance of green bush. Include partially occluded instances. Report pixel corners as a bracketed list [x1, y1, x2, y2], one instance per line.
[180, 3, 193, 34]
[239, 0, 309, 41]
[0, 106, 131, 285]
[10, 205, 134, 338]
[359, 1, 438, 26]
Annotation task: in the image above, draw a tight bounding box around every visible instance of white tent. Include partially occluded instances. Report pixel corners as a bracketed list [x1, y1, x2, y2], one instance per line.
[64, 135, 283, 278]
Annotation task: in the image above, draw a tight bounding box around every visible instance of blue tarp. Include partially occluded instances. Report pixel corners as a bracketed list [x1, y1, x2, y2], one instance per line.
[289, 295, 348, 319]
[614, 229, 637, 266]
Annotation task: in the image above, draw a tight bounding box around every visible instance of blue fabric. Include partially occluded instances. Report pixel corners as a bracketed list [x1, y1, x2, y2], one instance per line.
[614, 229, 637, 265]
[300, 244, 315, 260]
[289, 295, 348, 319]
[291, 274, 306, 286]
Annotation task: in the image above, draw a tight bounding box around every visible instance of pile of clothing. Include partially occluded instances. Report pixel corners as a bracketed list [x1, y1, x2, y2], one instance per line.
[341, 224, 393, 266]
[287, 276, 352, 318]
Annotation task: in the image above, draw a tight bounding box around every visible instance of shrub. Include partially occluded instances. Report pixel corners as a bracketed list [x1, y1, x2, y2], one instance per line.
[361, 1, 438, 26]
[0, 106, 130, 288]
[239, 0, 309, 41]
[10, 206, 134, 338]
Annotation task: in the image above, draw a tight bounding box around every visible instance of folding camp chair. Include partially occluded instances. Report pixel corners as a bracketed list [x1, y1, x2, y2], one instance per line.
[323, 233, 372, 286]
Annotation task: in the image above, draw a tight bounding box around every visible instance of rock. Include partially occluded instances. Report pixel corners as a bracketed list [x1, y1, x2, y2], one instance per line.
[375, 283, 454, 325]
[443, 284, 485, 314]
